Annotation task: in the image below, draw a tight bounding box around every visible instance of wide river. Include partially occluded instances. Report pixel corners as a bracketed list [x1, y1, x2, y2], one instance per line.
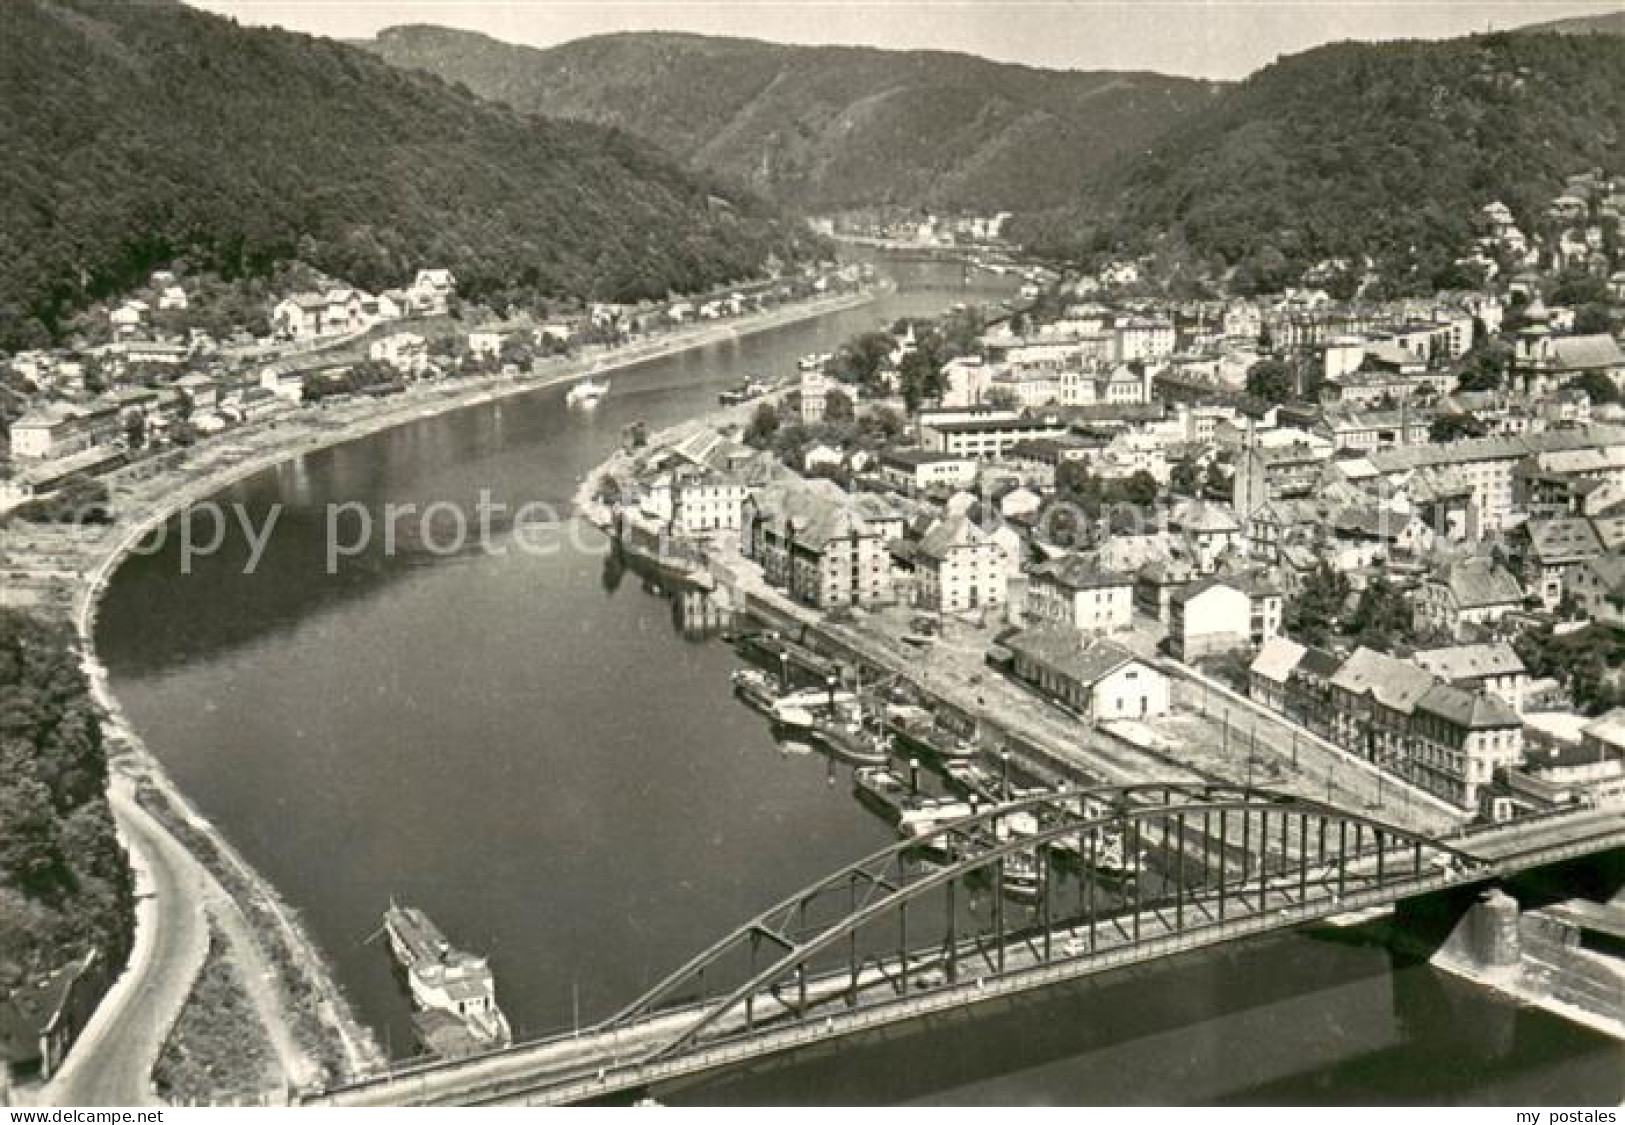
[97, 259, 1622, 1104]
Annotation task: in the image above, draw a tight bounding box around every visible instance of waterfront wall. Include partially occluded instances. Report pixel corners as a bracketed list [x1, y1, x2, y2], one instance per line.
[1430, 885, 1625, 1040]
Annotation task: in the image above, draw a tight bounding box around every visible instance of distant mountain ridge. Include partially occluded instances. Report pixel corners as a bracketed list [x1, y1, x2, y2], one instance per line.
[1014, 31, 1625, 293]
[1516, 8, 1625, 35]
[357, 26, 1221, 212]
[0, 0, 815, 350]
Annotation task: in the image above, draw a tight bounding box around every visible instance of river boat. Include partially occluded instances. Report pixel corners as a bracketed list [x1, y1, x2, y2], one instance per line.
[896, 796, 976, 838]
[811, 717, 890, 765]
[382, 904, 512, 1057]
[730, 668, 780, 714]
[888, 713, 978, 762]
[852, 765, 915, 821]
[770, 700, 818, 732]
[565, 377, 610, 407]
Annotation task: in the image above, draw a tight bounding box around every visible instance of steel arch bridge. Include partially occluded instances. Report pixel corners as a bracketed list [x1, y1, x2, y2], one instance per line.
[592, 782, 1484, 1064]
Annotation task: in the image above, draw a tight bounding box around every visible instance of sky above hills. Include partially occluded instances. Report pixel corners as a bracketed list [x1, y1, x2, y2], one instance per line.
[190, 0, 1622, 79]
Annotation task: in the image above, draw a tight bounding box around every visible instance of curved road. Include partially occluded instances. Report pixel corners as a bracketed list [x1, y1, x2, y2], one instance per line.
[43, 777, 210, 1106]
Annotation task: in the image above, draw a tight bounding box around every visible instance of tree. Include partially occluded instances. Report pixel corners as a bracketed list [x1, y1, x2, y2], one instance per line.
[1170, 457, 1206, 498]
[1572, 370, 1622, 406]
[0, 609, 134, 985]
[1121, 471, 1160, 507]
[824, 388, 855, 425]
[858, 405, 905, 442]
[1286, 562, 1351, 647]
[744, 401, 780, 447]
[123, 412, 146, 450]
[1572, 304, 1613, 337]
[1245, 358, 1294, 403]
[1346, 578, 1413, 651]
[830, 332, 894, 391]
[1430, 413, 1487, 443]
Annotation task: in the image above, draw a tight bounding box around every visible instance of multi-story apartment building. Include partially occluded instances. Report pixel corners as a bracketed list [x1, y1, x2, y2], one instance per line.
[913, 516, 1008, 614]
[743, 484, 892, 608]
[1025, 557, 1135, 635]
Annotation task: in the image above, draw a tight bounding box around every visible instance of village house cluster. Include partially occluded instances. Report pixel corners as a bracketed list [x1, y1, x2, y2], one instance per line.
[607, 174, 1625, 822]
[1, 261, 865, 511]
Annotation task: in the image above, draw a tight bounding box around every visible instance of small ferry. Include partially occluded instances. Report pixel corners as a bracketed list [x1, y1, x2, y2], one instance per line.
[1001, 850, 1042, 903]
[852, 765, 914, 821]
[896, 796, 976, 838]
[730, 668, 781, 714]
[717, 377, 774, 406]
[382, 904, 512, 1057]
[770, 699, 818, 732]
[809, 712, 890, 766]
[888, 712, 978, 762]
[565, 377, 610, 407]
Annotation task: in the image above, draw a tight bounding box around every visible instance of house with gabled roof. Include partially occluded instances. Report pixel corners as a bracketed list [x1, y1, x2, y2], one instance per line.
[742, 481, 892, 608]
[1004, 627, 1169, 720]
[1510, 516, 1603, 609]
[1414, 558, 1524, 637]
[1167, 571, 1282, 661]
[1410, 642, 1529, 713]
[1567, 553, 1625, 630]
[913, 515, 1006, 614]
[1026, 556, 1134, 635]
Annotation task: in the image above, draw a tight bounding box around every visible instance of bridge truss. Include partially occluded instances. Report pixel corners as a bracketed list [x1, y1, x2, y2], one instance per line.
[597, 783, 1484, 1062]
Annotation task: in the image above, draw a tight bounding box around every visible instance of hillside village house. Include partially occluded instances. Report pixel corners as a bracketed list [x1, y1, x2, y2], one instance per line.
[1004, 628, 1170, 721]
[8, 402, 122, 460]
[109, 301, 146, 335]
[913, 516, 1008, 614]
[369, 332, 430, 376]
[467, 329, 508, 360]
[173, 372, 218, 410]
[274, 289, 368, 340]
[1025, 557, 1134, 635]
[1167, 574, 1282, 661]
[409, 269, 457, 315]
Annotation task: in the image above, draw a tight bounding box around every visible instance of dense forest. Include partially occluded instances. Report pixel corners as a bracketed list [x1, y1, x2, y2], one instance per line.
[1014, 33, 1625, 292]
[358, 27, 1219, 213]
[0, 610, 133, 988]
[0, 0, 820, 352]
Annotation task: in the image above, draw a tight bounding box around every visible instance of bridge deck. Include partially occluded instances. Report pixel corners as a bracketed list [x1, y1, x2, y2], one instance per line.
[305, 804, 1625, 1107]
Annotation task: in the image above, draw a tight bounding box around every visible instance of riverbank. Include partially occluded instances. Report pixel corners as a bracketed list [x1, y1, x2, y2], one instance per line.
[18, 282, 884, 1105]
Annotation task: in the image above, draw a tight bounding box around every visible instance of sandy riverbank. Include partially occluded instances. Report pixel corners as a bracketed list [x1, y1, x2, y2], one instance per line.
[24, 282, 884, 1102]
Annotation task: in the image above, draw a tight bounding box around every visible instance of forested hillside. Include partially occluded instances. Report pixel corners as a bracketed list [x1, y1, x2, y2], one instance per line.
[0, 611, 132, 989]
[0, 0, 818, 351]
[1014, 33, 1625, 293]
[358, 26, 1218, 212]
